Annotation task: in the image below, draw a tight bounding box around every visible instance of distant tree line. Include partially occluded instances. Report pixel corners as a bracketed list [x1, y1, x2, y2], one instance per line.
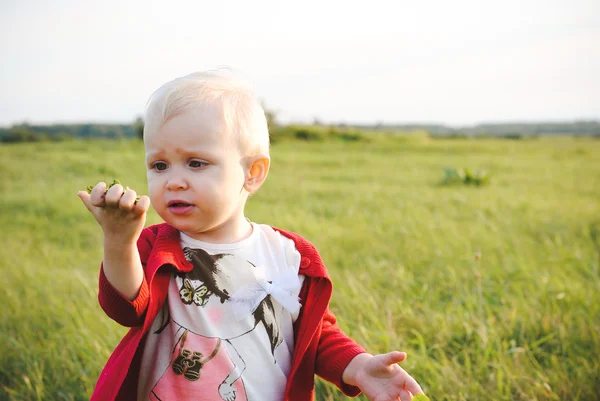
[1, 118, 598, 143]
[0, 118, 145, 143]
[350, 121, 600, 138]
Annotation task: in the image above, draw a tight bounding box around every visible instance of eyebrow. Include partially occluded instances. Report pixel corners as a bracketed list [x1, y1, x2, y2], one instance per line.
[146, 148, 220, 162]
[145, 150, 165, 162]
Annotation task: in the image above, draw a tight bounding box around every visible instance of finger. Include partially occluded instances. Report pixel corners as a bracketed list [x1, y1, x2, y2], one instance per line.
[132, 195, 151, 216]
[105, 184, 124, 207]
[399, 388, 412, 401]
[77, 191, 94, 213]
[404, 375, 424, 396]
[383, 351, 407, 366]
[90, 182, 107, 207]
[119, 189, 137, 211]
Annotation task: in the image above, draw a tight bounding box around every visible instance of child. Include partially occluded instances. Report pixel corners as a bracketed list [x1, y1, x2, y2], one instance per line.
[78, 69, 425, 401]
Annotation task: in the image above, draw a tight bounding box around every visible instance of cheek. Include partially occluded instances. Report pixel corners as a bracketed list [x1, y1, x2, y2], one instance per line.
[146, 178, 157, 197]
[200, 170, 237, 198]
[223, 166, 246, 191]
[146, 176, 162, 204]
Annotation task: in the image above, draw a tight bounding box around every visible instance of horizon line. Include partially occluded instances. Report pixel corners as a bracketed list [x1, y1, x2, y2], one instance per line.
[2, 117, 600, 130]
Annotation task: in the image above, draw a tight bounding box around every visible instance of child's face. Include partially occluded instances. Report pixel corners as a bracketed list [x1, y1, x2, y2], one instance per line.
[144, 106, 249, 241]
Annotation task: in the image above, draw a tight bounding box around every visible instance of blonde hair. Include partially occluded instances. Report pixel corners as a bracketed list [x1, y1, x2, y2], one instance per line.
[144, 68, 269, 155]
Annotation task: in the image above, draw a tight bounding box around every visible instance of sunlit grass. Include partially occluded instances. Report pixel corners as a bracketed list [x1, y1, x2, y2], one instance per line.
[1, 136, 599, 400]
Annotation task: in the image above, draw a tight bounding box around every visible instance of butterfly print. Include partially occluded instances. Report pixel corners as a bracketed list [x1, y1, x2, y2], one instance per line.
[179, 278, 212, 307]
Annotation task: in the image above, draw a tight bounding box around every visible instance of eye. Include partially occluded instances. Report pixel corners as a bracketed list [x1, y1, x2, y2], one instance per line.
[189, 160, 207, 168]
[152, 162, 168, 171]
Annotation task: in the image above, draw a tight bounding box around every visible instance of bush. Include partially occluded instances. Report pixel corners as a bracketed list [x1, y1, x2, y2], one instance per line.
[0, 129, 72, 143]
[1, 127, 41, 143]
[442, 167, 490, 186]
[270, 124, 368, 143]
[295, 128, 324, 141]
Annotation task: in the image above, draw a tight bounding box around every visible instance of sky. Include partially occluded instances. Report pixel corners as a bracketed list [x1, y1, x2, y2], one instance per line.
[1, 0, 599, 127]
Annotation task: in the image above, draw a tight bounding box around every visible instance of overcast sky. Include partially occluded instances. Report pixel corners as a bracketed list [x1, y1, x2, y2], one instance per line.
[1, 0, 599, 126]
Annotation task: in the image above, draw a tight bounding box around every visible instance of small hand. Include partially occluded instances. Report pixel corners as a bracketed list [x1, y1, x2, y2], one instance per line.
[355, 351, 424, 401]
[78, 181, 150, 243]
[218, 381, 237, 401]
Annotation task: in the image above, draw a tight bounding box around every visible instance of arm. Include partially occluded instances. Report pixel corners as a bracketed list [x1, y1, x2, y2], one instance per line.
[102, 235, 144, 300]
[314, 306, 367, 396]
[96, 227, 155, 326]
[78, 182, 151, 324]
[218, 339, 247, 401]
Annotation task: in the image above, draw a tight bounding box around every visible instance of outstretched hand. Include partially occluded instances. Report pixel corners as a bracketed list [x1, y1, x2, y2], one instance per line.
[354, 351, 424, 401]
[78, 181, 150, 244]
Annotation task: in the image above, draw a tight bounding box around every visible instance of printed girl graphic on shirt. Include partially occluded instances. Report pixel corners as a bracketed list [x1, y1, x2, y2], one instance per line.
[148, 247, 301, 401]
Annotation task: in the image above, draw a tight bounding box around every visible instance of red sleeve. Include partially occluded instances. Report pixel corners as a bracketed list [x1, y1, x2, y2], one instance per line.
[97, 226, 156, 327]
[314, 306, 367, 396]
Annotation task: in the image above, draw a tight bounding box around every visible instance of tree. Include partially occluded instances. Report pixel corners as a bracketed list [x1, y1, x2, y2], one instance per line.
[264, 108, 277, 130]
[134, 117, 144, 140]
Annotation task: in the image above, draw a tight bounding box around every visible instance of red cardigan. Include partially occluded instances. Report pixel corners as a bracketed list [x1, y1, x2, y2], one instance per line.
[90, 223, 366, 401]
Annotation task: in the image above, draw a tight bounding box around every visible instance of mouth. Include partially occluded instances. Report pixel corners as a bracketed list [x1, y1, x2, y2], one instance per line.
[168, 200, 192, 207]
[167, 200, 194, 214]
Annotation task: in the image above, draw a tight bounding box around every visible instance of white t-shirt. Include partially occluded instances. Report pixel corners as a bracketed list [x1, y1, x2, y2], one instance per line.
[137, 223, 304, 401]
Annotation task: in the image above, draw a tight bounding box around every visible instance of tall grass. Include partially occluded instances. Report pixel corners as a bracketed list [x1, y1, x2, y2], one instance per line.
[1, 136, 599, 400]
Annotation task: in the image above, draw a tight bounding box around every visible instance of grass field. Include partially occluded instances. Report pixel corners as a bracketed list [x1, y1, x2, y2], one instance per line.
[1, 135, 599, 401]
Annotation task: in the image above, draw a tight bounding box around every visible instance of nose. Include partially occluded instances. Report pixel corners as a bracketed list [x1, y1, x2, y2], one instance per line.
[165, 172, 188, 191]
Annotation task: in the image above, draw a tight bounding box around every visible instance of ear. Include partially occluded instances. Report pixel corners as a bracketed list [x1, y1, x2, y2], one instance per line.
[243, 154, 270, 194]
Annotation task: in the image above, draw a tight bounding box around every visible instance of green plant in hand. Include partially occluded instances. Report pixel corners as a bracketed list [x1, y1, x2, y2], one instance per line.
[85, 179, 141, 204]
[411, 395, 430, 401]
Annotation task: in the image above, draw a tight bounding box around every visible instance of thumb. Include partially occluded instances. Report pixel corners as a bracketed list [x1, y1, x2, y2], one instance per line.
[381, 351, 407, 366]
[77, 191, 95, 213]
